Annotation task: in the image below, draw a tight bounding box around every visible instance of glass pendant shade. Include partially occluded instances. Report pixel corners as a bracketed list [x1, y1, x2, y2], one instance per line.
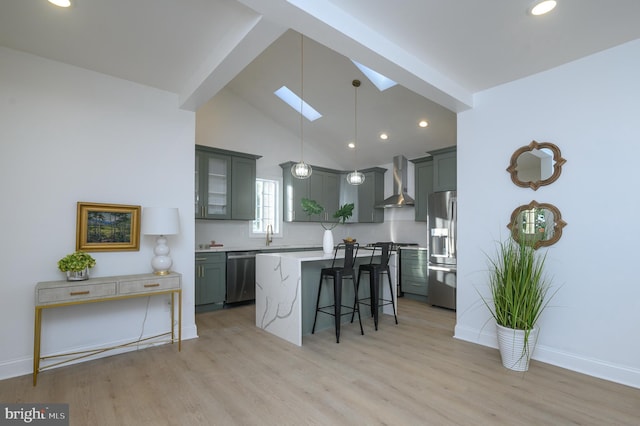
[346, 170, 365, 185]
[291, 161, 312, 179]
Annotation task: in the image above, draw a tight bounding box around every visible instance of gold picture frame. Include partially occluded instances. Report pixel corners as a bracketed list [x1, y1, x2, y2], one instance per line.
[76, 202, 141, 252]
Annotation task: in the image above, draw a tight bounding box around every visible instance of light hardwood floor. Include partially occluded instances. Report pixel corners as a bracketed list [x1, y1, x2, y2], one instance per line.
[2, 298, 638, 425]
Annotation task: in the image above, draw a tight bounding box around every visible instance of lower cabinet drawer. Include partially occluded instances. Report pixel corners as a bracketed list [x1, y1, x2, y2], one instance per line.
[402, 277, 428, 296]
[119, 276, 181, 295]
[37, 282, 118, 304]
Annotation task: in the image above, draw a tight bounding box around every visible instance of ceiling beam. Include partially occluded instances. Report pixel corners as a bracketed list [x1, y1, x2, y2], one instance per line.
[237, 0, 473, 112]
[179, 16, 286, 111]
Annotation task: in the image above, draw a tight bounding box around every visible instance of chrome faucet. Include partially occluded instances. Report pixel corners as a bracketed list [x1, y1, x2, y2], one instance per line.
[266, 224, 273, 246]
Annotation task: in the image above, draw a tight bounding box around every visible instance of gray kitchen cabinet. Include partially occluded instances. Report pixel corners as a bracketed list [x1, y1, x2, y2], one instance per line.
[400, 249, 428, 302]
[196, 145, 261, 220]
[196, 149, 231, 219]
[309, 170, 340, 222]
[281, 162, 341, 223]
[411, 157, 434, 222]
[282, 162, 384, 224]
[282, 165, 310, 222]
[231, 156, 257, 220]
[431, 146, 457, 192]
[195, 252, 226, 312]
[357, 168, 385, 223]
[412, 147, 455, 222]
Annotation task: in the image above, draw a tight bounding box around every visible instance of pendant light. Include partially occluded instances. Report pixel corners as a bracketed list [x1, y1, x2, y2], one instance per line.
[346, 79, 365, 186]
[291, 34, 312, 179]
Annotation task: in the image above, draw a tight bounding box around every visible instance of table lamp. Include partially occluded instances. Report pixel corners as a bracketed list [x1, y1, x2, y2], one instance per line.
[142, 207, 180, 275]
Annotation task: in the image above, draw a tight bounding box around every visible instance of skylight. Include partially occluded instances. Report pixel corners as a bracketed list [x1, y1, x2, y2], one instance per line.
[274, 86, 322, 122]
[351, 60, 397, 91]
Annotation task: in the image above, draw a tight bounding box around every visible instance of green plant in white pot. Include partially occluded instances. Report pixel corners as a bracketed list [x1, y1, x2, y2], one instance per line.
[482, 234, 555, 371]
[301, 198, 354, 253]
[58, 251, 96, 281]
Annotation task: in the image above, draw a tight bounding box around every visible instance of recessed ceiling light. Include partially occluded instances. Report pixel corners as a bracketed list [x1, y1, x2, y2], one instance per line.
[418, 120, 429, 128]
[347, 142, 355, 149]
[530, 0, 557, 16]
[48, 0, 71, 7]
[379, 133, 389, 140]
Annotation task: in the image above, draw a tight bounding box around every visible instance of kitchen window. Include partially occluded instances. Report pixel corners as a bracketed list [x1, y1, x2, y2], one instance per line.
[252, 178, 280, 236]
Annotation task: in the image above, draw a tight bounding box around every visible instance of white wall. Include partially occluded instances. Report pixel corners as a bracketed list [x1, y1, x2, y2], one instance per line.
[0, 47, 197, 380]
[455, 39, 640, 388]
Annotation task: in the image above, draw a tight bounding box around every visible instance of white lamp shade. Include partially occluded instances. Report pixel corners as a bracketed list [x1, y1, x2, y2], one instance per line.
[142, 207, 180, 235]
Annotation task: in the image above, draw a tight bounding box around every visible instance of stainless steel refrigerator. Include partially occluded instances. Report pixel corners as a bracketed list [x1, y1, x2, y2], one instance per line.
[428, 190, 457, 310]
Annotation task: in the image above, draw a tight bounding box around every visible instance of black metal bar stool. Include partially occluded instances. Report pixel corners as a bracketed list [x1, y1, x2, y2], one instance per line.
[351, 242, 398, 330]
[312, 242, 364, 343]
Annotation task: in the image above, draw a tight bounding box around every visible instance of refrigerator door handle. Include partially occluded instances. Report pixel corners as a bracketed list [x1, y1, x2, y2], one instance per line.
[448, 197, 457, 259]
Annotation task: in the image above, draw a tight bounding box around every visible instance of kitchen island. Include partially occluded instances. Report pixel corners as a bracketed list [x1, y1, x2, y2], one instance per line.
[255, 249, 397, 346]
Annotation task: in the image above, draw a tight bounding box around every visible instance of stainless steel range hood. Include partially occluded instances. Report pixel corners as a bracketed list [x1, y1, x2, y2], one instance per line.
[377, 155, 415, 208]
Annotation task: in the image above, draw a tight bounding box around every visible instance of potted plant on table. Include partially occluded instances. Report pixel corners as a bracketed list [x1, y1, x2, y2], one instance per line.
[481, 233, 556, 371]
[58, 251, 96, 281]
[301, 198, 354, 253]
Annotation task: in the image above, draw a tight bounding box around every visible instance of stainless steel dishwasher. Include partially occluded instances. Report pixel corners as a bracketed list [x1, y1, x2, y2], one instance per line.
[225, 251, 257, 304]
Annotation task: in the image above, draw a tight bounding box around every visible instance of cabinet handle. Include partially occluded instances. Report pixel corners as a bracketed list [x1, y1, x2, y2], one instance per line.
[70, 291, 90, 296]
[144, 283, 160, 288]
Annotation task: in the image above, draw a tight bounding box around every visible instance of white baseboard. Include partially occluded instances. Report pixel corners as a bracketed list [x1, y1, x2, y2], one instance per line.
[454, 324, 640, 389]
[0, 325, 199, 382]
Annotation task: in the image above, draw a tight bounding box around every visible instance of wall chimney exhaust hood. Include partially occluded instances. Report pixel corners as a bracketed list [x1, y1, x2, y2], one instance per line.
[377, 155, 415, 208]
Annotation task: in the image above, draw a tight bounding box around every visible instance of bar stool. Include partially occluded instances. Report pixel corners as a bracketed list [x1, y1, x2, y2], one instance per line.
[312, 242, 364, 343]
[351, 242, 398, 330]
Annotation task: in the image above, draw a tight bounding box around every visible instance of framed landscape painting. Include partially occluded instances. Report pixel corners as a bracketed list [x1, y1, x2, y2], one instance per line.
[76, 202, 141, 252]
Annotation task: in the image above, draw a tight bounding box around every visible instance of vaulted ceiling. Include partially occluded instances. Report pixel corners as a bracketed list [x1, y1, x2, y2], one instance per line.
[2, 0, 639, 167]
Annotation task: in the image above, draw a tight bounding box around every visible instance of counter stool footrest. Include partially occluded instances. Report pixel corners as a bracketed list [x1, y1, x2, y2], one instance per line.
[351, 262, 398, 330]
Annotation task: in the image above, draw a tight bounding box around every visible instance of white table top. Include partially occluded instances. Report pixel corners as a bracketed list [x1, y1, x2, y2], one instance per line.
[256, 248, 390, 262]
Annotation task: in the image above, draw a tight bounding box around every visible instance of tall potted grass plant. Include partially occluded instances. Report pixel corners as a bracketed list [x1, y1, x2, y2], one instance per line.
[483, 235, 555, 371]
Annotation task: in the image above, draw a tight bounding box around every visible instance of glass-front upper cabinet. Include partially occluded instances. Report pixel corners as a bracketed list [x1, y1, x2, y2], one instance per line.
[207, 154, 231, 218]
[195, 150, 231, 219]
[195, 145, 261, 220]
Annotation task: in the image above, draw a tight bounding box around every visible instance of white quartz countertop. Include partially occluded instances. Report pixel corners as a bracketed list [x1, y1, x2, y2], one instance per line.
[196, 244, 425, 253]
[256, 249, 390, 262]
[196, 244, 322, 253]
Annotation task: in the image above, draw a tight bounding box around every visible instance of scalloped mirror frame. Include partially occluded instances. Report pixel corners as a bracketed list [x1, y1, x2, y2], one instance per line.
[507, 140, 567, 190]
[507, 200, 567, 249]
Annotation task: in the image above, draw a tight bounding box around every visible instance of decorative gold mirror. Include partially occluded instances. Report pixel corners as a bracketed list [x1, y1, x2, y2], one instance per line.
[507, 141, 566, 190]
[507, 201, 567, 249]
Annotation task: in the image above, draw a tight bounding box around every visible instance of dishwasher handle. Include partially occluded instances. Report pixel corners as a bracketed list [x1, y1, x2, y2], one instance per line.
[226, 252, 258, 260]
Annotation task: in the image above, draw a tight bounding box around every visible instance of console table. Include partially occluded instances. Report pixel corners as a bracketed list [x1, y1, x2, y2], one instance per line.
[33, 272, 182, 385]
